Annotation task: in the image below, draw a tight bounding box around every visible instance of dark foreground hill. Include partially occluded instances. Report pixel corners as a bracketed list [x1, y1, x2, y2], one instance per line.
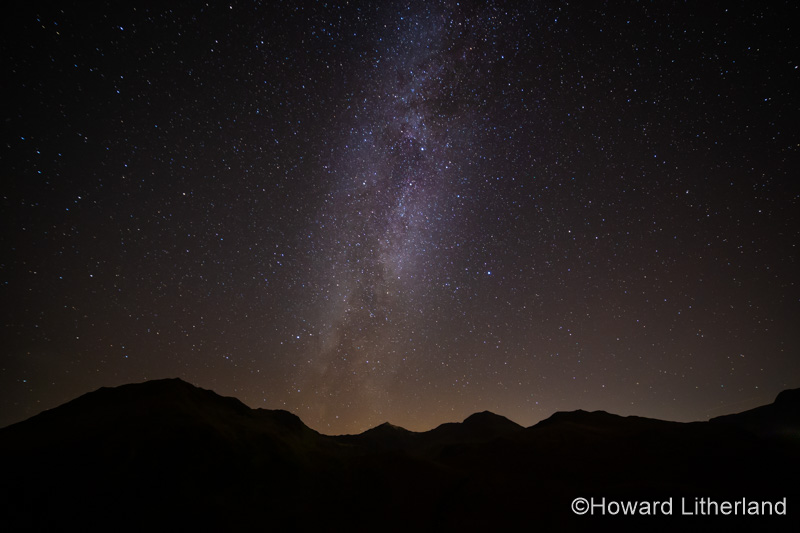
[2, 379, 798, 532]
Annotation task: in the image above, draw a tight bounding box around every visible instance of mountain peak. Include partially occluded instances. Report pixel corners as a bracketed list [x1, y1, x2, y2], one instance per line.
[361, 421, 414, 436]
[531, 409, 667, 432]
[709, 387, 800, 436]
[377, 421, 410, 431]
[462, 410, 523, 431]
[774, 387, 800, 406]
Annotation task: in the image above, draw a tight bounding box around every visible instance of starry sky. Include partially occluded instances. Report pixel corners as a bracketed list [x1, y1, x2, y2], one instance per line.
[2, 1, 798, 434]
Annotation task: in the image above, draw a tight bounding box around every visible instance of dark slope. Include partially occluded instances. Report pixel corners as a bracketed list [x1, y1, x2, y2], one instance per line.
[0, 379, 346, 530]
[420, 395, 799, 531]
[710, 388, 800, 438]
[1, 377, 333, 470]
[515, 398, 799, 494]
[2, 381, 798, 532]
[2, 377, 318, 446]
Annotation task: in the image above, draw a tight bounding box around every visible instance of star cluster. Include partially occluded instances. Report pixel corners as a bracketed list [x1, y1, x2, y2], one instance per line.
[2, 1, 798, 433]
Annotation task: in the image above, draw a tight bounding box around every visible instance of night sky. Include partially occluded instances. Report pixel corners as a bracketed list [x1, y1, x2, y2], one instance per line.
[3, 1, 798, 434]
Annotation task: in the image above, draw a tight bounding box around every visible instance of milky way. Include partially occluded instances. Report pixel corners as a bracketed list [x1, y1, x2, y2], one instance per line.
[3, 1, 798, 433]
[298, 6, 490, 425]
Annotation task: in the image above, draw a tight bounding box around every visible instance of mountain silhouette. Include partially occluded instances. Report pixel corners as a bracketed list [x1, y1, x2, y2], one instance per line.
[709, 388, 800, 437]
[2, 379, 798, 531]
[339, 409, 523, 455]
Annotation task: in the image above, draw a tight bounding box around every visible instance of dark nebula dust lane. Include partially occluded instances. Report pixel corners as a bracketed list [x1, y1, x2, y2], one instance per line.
[2, 1, 798, 434]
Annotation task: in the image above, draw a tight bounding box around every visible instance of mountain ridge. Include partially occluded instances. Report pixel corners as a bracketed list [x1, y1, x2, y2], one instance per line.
[6, 377, 797, 438]
[2, 378, 798, 531]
